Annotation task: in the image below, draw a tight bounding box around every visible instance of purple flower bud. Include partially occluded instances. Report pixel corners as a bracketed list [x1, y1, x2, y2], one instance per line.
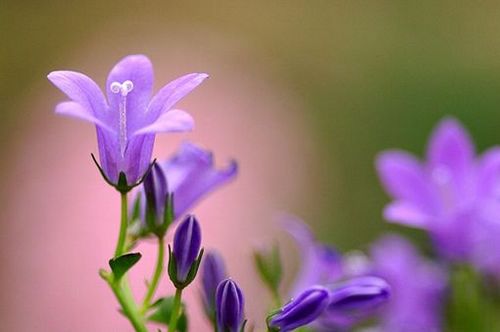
[201, 251, 227, 322]
[172, 215, 202, 283]
[269, 286, 329, 332]
[143, 162, 168, 224]
[318, 276, 390, 328]
[216, 279, 245, 332]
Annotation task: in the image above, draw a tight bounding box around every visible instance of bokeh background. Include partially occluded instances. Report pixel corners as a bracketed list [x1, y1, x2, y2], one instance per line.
[2, 1, 500, 331]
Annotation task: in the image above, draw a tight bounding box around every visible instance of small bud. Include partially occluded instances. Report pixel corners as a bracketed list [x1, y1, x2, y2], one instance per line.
[201, 251, 227, 324]
[253, 243, 282, 296]
[168, 215, 203, 289]
[216, 279, 246, 332]
[143, 162, 173, 236]
[268, 286, 329, 332]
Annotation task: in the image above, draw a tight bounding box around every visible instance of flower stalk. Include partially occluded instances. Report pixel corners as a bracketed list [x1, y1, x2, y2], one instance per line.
[168, 288, 183, 332]
[114, 192, 129, 257]
[141, 236, 165, 313]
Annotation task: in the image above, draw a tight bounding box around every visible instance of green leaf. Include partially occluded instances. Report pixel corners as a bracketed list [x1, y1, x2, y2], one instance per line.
[109, 252, 142, 280]
[148, 297, 188, 332]
[253, 243, 282, 293]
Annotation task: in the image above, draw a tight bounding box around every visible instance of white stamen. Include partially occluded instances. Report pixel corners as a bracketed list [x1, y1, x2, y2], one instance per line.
[110, 80, 135, 157]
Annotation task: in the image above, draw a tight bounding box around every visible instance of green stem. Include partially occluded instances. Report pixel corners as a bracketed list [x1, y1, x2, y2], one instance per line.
[141, 236, 165, 313]
[168, 288, 183, 332]
[114, 192, 128, 257]
[271, 288, 281, 308]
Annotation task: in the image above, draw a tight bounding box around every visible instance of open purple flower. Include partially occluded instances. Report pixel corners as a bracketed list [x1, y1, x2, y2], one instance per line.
[160, 141, 238, 218]
[371, 235, 447, 332]
[48, 55, 208, 187]
[376, 117, 500, 263]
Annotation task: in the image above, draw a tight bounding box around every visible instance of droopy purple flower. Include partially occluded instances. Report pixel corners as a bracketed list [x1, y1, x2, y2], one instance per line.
[169, 215, 203, 287]
[160, 141, 238, 218]
[318, 276, 390, 329]
[216, 279, 245, 332]
[268, 286, 330, 332]
[201, 250, 227, 323]
[376, 117, 500, 263]
[48, 55, 208, 186]
[371, 235, 447, 332]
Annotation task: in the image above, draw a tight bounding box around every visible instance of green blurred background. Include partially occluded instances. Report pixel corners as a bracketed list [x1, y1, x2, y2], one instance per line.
[4, 1, 500, 250]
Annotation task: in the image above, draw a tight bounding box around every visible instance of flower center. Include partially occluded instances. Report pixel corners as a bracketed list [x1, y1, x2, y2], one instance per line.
[110, 80, 134, 157]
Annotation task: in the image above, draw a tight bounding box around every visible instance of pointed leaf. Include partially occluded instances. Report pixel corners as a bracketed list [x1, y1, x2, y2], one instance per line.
[109, 252, 142, 280]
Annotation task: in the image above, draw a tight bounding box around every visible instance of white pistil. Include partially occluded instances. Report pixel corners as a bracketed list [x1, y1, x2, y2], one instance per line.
[110, 80, 134, 157]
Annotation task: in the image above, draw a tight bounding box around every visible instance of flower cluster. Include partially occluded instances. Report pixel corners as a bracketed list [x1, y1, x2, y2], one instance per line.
[51, 55, 500, 331]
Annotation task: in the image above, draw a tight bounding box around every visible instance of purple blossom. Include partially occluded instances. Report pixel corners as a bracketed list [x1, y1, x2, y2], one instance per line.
[160, 141, 238, 218]
[48, 55, 208, 186]
[201, 250, 227, 323]
[268, 286, 330, 332]
[171, 215, 202, 283]
[216, 279, 245, 332]
[371, 235, 447, 332]
[376, 117, 500, 268]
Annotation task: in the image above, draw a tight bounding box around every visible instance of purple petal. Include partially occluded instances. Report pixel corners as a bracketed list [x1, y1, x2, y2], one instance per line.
[383, 201, 432, 228]
[133, 109, 194, 136]
[426, 117, 475, 192]
[376, 150, 439, 224]
[54, 101, 114, 133]
[147, 73, 209, 119]
[47, 70, 107, 122]
[106, 55, 153, 132]
[477, 147, 500, 199]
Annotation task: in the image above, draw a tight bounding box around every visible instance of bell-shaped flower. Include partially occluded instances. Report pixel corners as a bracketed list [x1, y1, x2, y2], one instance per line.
[268, 286, 330, 332]
[201, 250, 227, 323]
[48, 54, 208, 189]
[216, 279, 245, 332]
[161, 141, 238, 218]
[168, 215, 203, 289]
[376, 117, 500, 267]
[371, 235, 447, 332]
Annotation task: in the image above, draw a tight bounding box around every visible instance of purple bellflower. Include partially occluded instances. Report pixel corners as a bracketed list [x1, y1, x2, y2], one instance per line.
[216, 279, 246, 332]
[130, 142, 237, 238]
[201, 250, 228, 323]
[160, 141, 238, 218]
[48, 55, 208, 188]
[268, 286, 330, 332]
[371, 235, 447, 332]
[376, 117, 500, 267]
[168, 215, 203, 289]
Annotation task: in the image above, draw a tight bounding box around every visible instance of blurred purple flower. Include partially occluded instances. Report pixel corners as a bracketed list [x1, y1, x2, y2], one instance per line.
[268, 286, 330, 332]
[216, 279, 245, 332]
[201, 250, 227, 323]
[161, 142, 238, 218]
[376, 117, 500, 264]
[48, 55, 208, 185]
[371, 235, 447, 332]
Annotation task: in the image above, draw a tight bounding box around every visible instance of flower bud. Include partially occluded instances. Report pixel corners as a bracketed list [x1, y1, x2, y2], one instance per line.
[168, 215, 203, 289]
[201, 251, 227, 323]
[216, 279, 246, 332]
[268, 286, 329, 332]
[318, 276, 390, 328]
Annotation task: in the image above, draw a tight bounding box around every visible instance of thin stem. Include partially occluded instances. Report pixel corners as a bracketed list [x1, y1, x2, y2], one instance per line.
[114, 192, 128, 257]
[271, 288, 281, 308]
[168, 288, 183, 332]
[141, 236, 165, 313]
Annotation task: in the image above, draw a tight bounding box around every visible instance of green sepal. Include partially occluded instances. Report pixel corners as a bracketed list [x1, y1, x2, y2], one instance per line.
[253, 243, 282, 295]
[168, 245, 205, 290]
[91, 153, 156, 193]
[109, 252, 142, 280]
[240, 319, 248, 332]
[148, 296, 188, 332]
[158, 193, 175, 236]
